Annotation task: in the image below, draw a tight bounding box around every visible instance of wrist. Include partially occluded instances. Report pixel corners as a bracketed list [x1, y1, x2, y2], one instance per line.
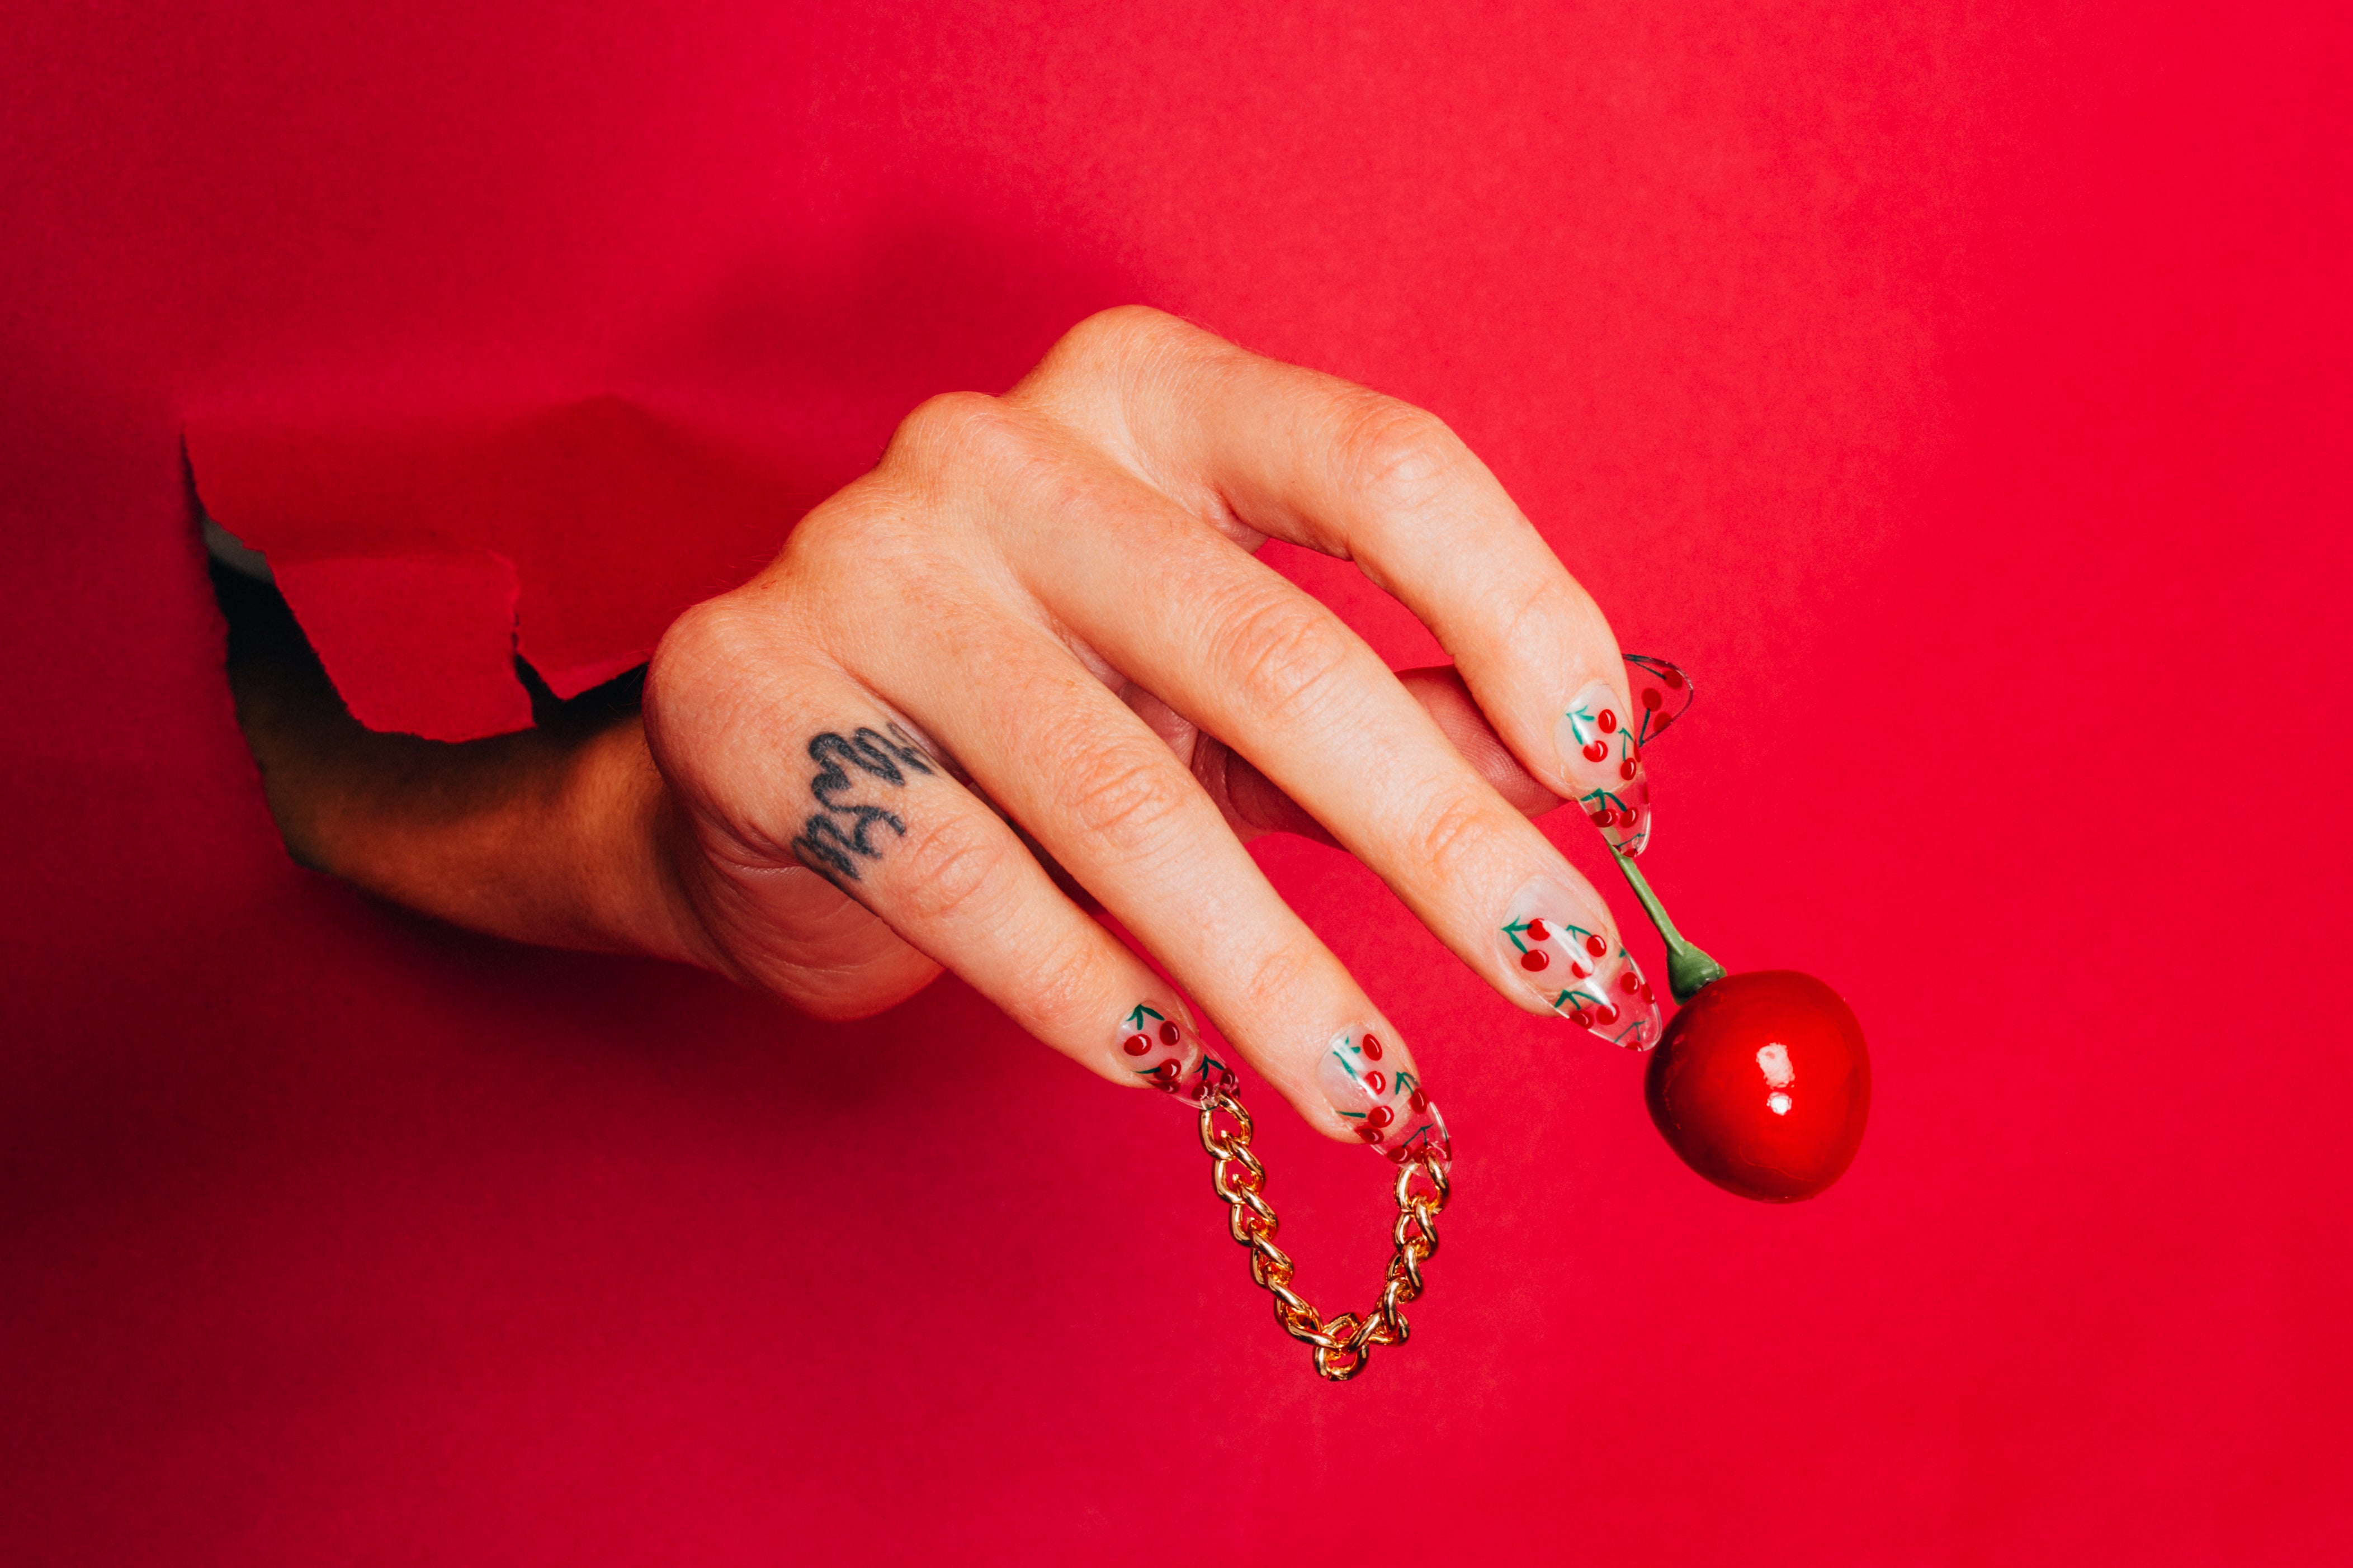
[215, 561, 711, 965]
[554, 721, 718, 968]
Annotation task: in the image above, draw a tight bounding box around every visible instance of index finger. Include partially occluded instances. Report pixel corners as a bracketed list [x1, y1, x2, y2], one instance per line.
[1019, 307, 1669, 857]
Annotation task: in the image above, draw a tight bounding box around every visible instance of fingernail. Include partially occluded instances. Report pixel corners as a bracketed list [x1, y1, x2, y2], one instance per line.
[1555, 658, 1692, 857]
[1497, 875, 1663, 1050]
[1317, 1027, 1451, 1164]
[1119, 1003, 1223, 1105]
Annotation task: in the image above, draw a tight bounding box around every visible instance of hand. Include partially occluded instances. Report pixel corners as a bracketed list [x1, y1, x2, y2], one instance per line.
[230, 307, 1672, 1159]
[641, 307, 1669, 1157]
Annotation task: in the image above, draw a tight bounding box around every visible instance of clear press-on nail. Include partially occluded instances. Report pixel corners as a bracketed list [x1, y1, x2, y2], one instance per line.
[1555, 656, 1694, 857]
[1498, 875, 1663, 1050]
[1119, 1003, 1223, 1106]
[1317, 1027, 1450, 1164]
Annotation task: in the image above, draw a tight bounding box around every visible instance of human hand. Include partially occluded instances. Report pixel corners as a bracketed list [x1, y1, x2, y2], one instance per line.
[635, 307, 1678, 1159]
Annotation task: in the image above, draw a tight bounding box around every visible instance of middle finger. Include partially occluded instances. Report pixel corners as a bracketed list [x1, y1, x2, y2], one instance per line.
[996, 446, 1665, 1053]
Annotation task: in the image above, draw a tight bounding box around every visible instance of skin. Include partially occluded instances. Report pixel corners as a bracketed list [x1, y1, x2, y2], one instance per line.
[223, 307, 1650, 1149]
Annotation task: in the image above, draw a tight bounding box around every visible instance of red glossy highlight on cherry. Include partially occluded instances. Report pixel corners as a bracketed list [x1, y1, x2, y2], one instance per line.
[1644, 971, 1868, 1202]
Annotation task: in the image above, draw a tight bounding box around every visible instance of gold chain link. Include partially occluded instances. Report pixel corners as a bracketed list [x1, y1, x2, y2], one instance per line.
[1196, 1078, 1450, 1382]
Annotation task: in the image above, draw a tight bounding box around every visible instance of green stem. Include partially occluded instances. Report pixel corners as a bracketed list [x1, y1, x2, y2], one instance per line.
[1612, 850, 1727, 1004]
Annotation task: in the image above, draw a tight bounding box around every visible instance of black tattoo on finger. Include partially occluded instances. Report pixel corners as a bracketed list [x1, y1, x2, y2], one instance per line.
[787, 722, 936, 884]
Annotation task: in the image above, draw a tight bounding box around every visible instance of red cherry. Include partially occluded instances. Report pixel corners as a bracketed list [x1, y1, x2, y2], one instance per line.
[1645, 971, 1869, 1202]
[1619, 972, 1641, 993]
[1409, 1089, 1428, 1112]
[1642, 687, 1663, 710]
[1619, 760, 1638, 781]
[1597, 709, 1617, 733]
[1364, 1070, 1387, 1095]
[1356, 1125, 1383, 1143]
[1593, 807, 1618, 827]
[1641, 983, 1654, 1002]
[1594, 1002, 1619, 1025]
[1570, 1010, 1593, 1027]
[1525, 918, 1551, 942]
[1571, 961, 1591, 979]
[1154, 1060, 1178, 1080]
[1123, 1034, 1152, 1056]
[1520, 949, 1549, 971]
[1366, 1105, 1394, 1129]
[1662, 668, 1684, 689]
[1585, 935, 1608, 957]
[1159, 1020, 1181, 1045]
[1362, 1034, 1383, 1060]
[1582, 740, 1609, 762]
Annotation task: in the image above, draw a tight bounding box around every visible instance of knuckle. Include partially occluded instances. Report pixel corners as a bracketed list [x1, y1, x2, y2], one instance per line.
[1053, 740, 1193, 856]
[890, 810, 1018, 928]
[1029, 306, 1231, 418]
[646, 594, 766, 738]
[1489, 574, 1561, 655]
[1208, 588, 1361, 729]
[649, 595, 745, 691]
[1053, 304, 1193, 370]
[1013, 933, 1111, 1042]
[883, 389, 1026, 479]
[1236, 936, 1327, 1021]
[1396, 790, 1495, 889]
[1332, 396, 1470, 515]
[777, 486, 922, 585]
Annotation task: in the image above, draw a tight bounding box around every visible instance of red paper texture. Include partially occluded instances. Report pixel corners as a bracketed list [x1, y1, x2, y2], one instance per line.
[271, 550, 531, 736]
[188, 399, 823, 736]
[4, 3, 2348, 1564]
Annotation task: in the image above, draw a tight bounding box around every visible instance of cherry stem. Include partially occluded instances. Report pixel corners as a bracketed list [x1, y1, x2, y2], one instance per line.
[1611, 850, 1727, 1005]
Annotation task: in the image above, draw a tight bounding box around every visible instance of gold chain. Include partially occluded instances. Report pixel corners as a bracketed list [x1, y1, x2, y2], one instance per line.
[1197, 1079, 1450, 1382]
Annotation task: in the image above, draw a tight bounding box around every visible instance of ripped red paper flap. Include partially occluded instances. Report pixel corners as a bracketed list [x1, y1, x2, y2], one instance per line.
[187, 396, 820, 740]
[273, 549, 531, 738]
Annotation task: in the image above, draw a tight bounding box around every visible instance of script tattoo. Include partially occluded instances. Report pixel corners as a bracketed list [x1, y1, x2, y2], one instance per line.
[788, 723, 937, 883]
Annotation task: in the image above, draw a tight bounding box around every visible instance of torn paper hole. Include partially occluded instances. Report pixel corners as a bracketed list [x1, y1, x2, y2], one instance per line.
[186, 395, 824, 742]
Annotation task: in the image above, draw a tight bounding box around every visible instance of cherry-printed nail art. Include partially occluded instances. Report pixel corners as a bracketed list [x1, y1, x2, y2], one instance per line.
[1120, 1003, 1223, 1105]
[1497, 875, 1662, 1049]
[1554, 656, 1694, 858]
[1316, 1027, 1450, 1165]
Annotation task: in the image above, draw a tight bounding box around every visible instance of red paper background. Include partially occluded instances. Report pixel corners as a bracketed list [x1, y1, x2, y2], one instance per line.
[4, 3, 2347, 1562]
